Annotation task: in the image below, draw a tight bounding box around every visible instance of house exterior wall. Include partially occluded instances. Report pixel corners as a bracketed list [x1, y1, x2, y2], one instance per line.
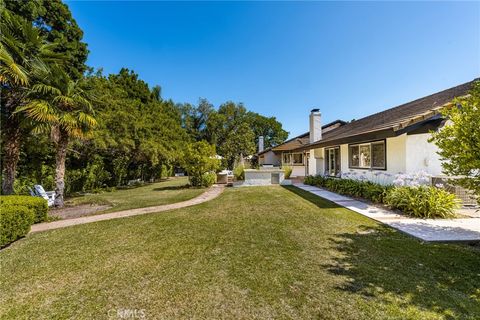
[405, 133, 443, 176]
[309, 133, 443, 185]
[291, 166, 306, 177]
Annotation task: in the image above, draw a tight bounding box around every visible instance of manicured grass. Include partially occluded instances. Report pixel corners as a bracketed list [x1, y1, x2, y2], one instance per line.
[66, 177, 205, 213]
[1, 186, 479, 319]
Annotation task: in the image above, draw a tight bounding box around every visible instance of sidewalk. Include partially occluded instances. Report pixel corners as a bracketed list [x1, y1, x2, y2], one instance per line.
[294, 183, 480, 242]
[31, 185, 225, 233]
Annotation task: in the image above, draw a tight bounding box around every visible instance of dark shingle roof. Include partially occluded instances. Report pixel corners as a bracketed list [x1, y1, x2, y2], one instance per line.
[296, 79, 477, 150]
[257, 120, 346, 155]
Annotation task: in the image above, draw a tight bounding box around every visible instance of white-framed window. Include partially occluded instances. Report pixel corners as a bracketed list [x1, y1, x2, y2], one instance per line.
[282, 152, 304, 166]
[348, 140, 386, 170]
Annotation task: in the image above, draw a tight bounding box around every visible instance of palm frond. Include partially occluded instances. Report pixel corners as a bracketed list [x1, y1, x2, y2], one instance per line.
[15, 100, 59, 123]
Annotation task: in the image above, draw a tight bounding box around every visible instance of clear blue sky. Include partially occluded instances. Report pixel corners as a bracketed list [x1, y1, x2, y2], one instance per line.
[67, 1, 479, 138]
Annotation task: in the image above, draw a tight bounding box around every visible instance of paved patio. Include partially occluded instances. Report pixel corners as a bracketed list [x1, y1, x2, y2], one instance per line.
[294, 183, 480, 242]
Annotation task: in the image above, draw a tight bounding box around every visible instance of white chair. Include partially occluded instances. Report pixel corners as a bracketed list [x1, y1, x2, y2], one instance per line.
[33, 185, 56, 207]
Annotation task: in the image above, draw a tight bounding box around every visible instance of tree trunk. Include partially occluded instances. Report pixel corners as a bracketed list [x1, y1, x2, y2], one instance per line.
[1, 118, 21, 195]
[54, 131, 69, 207]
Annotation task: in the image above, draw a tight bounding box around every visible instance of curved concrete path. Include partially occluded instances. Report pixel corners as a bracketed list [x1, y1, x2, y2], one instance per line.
[31, 185, 225, 233]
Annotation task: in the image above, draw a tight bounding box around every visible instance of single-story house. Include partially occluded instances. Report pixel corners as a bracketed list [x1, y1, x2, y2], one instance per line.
[257, 119, 345, 177]
[258, 79, 476, 185]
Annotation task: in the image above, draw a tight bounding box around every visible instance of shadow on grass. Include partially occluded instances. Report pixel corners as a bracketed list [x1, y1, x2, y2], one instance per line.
[325, 226, 480, 318]
[282, 185, 342, 209]
[284, 185, 480, 318]
[152, 185, 191, 191]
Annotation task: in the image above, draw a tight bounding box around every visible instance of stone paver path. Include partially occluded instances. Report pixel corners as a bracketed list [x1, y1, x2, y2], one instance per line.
[31, 185, 225, 233]
[294, 183, 480, 242]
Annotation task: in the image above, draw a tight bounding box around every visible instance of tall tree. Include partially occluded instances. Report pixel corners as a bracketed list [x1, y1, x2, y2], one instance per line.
[178, 98, 214, 141]
[430, 81, 480, 205]
[207, 102, 256, 168]
[19, 67, 96, 206]
[246, 112, 289, 149]
[0, 8, 59, 194]
[5, 0, 88, 80]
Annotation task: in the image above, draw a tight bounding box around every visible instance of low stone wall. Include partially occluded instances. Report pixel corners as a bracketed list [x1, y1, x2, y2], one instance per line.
[241, 169, 285, 186]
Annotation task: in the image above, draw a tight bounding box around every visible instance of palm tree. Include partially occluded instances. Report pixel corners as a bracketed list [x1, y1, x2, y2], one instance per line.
[19, 67, 97, 206]
[0, 9, 58, 194]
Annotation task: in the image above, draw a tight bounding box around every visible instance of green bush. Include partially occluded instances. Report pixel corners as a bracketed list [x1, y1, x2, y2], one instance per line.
[201, 172, 217, 187]
[283, 166, 293, 179]
[233, 165, 245, 181]
[183, 141, 220, 187]
[0, 205, 34, 248]
[189, 172, 216, 187]
[385, 186, 459, 219]
[304, 175, 391, 204]
[0, 196, 48, 223]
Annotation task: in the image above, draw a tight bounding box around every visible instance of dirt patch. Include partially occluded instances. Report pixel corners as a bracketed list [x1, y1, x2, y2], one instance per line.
[49, 204, 112, 220]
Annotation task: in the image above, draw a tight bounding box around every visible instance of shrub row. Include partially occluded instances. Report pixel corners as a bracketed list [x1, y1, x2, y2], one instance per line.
[0, 196, 48, 223]
[304, 175, 458, 218]
[0, 205, 35, 248]
[385, 186, 458, 219]
[304, 175, 391, 204]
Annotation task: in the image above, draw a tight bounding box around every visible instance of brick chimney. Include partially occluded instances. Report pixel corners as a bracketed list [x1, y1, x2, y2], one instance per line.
[309, 109, 322, 143]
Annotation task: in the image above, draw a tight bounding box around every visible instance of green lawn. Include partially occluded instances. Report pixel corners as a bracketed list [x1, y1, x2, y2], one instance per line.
[65, 177, 205, 213]
[1, 186, 479, 319]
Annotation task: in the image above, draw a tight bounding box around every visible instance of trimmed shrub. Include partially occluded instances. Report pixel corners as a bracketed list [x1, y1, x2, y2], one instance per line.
[233, 165, 245, 181]
[0, 205, 34, 248]
[0, 196, 48, 223]
[190, 172, 217, 187]
[385, 186, 459, 219]
[200, 172, 217, 187]
[283, 166, 293, 179]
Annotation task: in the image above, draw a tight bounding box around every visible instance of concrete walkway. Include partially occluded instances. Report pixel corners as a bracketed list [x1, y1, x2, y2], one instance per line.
[31, 185, 225, 233]
[294, 183, 480, 242]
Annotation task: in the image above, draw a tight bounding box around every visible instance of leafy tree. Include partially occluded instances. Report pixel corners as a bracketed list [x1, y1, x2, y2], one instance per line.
[182, 141, 219, 187]
[0, 8, 59, 194]
[5, 0, 88, 79]
[207, 102, 256, 168]
[246, 112, 289, 149]
[73, 69, 187, 188]
[430, 81, 480, 205]
[178, 98, 214, 141]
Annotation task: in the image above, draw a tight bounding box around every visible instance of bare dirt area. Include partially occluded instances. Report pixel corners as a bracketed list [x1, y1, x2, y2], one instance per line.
[49, 204, 112, 220]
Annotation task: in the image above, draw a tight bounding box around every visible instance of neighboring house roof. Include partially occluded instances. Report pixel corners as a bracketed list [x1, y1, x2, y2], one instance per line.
[295, 79, 477, 151]
[257, 120, 346, 156]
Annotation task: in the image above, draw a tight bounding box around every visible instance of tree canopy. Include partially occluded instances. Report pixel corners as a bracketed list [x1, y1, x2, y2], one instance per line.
[430, 81, 480, 204]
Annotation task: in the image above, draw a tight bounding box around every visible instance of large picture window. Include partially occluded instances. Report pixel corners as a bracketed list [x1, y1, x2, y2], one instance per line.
[348, 140, 386, 170]
[282, 152, 304, 166]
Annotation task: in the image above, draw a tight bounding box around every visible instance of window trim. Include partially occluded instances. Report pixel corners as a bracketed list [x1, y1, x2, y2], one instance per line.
[348, 139, 387, 170]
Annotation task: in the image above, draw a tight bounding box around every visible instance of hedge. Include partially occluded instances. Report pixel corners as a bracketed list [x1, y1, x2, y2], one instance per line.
[0, 205, 34, 248]
[304, 175, 391, 204]
[0, 195, 48, 223]
[304, 175, 459, 218]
